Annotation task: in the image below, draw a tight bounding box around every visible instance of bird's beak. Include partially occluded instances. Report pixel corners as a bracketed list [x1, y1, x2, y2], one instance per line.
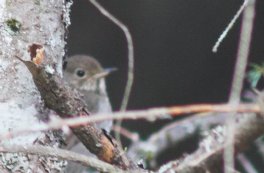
[93, 67, 117, 79]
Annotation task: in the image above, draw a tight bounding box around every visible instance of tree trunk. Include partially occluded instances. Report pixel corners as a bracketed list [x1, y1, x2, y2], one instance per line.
[0, 0, 72, 172]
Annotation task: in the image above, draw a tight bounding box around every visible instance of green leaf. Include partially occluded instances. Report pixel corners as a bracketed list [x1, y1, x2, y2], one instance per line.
[247, 62, 264, 88]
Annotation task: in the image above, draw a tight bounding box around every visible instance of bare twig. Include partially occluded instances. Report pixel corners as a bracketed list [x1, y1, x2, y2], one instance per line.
[229, 0, 255, 103]
[88, 0, 135, 147]
[0, 145, 126, 173]
[128, 112, 228, 169]
[225, 0, 256, 172]
[212, 0, 249, 52]
[89, 0, 134, 111]
[237, 154, 258, 173]
[0, 103, 260, 141]
[112, 125, 139, 142]
[158, 112, 264, 173]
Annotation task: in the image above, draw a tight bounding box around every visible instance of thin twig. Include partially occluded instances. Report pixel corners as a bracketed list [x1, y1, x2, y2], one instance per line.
[225, 1, 256, 172]
[0, 145, 126, 173]
[237, 154, 258, 173]
[158, 111, 264, 173]
[229, 0, 255, 102]
[88, 0, 135, 146]
[0, 103, 260, 140]
[212, 0, 249, 52]
[89, 1, 135, 111]
[112, 125, 139, 142]
[128, 112, 228, 168]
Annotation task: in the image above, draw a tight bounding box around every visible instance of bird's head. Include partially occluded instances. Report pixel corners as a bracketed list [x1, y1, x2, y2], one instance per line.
[63, 55, 116, 93]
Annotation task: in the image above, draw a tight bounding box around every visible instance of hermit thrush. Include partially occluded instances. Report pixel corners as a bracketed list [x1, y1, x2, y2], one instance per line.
[63, 55, 114, 173]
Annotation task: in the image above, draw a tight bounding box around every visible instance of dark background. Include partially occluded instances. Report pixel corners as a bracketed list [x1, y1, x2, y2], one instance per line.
[68, 0, 264, 137]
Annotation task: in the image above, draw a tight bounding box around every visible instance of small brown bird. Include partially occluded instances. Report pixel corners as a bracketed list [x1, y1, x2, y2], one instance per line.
[63, 54, 114, 131]
[63, 55, 115, 173]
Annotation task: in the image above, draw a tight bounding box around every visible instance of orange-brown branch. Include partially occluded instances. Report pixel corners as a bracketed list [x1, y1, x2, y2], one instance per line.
[168, 103, 260, 116]
[1, 103, 261, 141]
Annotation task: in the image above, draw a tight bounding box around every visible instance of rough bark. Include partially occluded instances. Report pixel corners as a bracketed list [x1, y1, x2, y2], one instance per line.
[0, 0, 71, 172]
[16, 54, 137, 170]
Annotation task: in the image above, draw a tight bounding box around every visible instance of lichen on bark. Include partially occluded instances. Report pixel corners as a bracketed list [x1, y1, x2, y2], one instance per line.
[0, 0, 72, 172]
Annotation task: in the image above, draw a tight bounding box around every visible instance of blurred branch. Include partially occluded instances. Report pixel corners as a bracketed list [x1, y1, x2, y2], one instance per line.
[112, 125, 139, 142]
[0, 145, 125, 173]
[237, 154, 258, 173]
[158, 112, 264, 173]
[89, 0, 135, 147]
[255, 137, 264, 162]
[225, 0, 256, 172]
[128, 112, 228, 168]
[89, 0, 134, 111]
[0, 103, 260, 140]
[157, 75, 264, 173]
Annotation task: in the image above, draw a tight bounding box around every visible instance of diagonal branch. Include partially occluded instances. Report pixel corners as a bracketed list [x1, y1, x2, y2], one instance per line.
[158, 87, 264, 173]
[128, 112, 229, 168]
[212, 0, 249, 52]
[15, 54, 139, 170]
[0, 145, 125, 173]
[158, 112, 264, 173]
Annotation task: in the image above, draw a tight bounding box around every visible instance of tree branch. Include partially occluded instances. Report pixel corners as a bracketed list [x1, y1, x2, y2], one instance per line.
[15, 54, 138, 170]
[0, 103, 260, 141]
[0, 145, 125, 173]
[128, 112, 228, 168]
[158, 97, 264, 173]
[225, 0, 256, 171]
[0, 104, 261, 139]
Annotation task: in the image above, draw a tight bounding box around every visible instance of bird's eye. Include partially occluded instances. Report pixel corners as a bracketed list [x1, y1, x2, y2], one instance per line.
[75, 68, 86, 78]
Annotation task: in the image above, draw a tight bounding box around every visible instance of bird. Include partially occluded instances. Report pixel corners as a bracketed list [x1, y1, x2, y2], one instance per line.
[63, 54, 115, 173]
